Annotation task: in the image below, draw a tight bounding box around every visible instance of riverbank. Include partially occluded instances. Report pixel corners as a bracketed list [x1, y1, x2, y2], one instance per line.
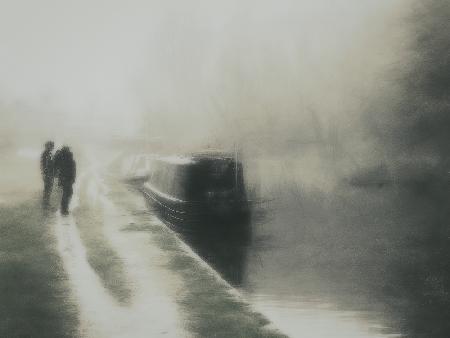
[0, 194, 79, 337]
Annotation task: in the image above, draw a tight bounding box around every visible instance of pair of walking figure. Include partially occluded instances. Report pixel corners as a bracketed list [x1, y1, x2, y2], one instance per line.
[41, 141, 76, 215]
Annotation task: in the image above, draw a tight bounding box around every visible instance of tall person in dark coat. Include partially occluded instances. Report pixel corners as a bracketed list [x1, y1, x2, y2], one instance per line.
[57, 146, 76, 215]
[40, 141, 54, 207]
[53, 148, 62, 185]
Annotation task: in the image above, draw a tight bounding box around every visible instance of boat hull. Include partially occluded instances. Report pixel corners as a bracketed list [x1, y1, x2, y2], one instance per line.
[141, 183, 250, 226]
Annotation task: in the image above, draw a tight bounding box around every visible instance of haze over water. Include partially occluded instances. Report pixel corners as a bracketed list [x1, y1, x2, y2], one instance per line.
[1, 1, 450, 337]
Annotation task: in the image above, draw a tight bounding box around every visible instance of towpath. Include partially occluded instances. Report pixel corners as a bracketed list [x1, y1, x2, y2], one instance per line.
[49, 163, 287, 338]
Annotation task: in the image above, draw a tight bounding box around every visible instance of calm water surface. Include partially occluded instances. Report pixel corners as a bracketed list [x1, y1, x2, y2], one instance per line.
[183, 177, 450, 338]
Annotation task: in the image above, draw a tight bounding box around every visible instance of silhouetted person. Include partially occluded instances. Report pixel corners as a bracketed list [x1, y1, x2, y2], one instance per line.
[57, 146, 76, 215]
[53, 148, 63, 186]
[40, 141, 55, 207]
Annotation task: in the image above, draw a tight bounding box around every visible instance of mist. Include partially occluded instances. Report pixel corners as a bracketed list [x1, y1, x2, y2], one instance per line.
[369, 0, 450, 167]
[2, 2, 450, 337]
[0, 0, 414, 159]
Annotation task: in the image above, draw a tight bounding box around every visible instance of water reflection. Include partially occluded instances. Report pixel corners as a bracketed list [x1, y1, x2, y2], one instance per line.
[142, 172, 450, 337]
[247, 294, 403, 338]
[150, 203, 252, 286]
[177, 220, 251, 286]
[242, 177, 450, 338]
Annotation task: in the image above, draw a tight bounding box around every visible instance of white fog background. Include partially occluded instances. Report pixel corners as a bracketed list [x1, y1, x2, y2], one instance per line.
[0, 1, 411, 148]
[1, 0, 448, 193]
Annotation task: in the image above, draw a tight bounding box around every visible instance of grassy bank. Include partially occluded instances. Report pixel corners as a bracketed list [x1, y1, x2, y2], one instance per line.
[0, 194, 79, 337]
[73, 196, 133, 306]
[108, 179, 288, 338]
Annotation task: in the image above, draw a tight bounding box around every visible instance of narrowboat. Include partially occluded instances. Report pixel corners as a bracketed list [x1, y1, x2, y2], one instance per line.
[141, 152, 250, 224]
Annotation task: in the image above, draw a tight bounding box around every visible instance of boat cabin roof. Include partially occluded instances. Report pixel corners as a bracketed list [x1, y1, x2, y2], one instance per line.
[154, 151, 237, 166]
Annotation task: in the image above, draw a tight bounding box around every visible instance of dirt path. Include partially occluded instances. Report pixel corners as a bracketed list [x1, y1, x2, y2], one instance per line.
[50, 162, 287, 338]
[53, 170, 186, 338]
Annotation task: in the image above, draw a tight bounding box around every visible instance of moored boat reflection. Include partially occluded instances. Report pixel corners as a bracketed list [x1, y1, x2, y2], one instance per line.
[154, 207, 252, 286]
[137, 151, 252, 286]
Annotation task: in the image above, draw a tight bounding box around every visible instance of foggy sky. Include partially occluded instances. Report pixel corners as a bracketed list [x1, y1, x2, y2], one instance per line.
[0, 0, 415, 155]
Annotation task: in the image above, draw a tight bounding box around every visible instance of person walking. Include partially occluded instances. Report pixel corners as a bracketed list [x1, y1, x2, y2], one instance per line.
[53, 147, 62, 185]
[40, 141, 55, 207]
[57, 146, 76, 215]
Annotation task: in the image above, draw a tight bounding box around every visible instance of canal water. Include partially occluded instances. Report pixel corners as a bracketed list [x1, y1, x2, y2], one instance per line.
[177, 158, 450, 338]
